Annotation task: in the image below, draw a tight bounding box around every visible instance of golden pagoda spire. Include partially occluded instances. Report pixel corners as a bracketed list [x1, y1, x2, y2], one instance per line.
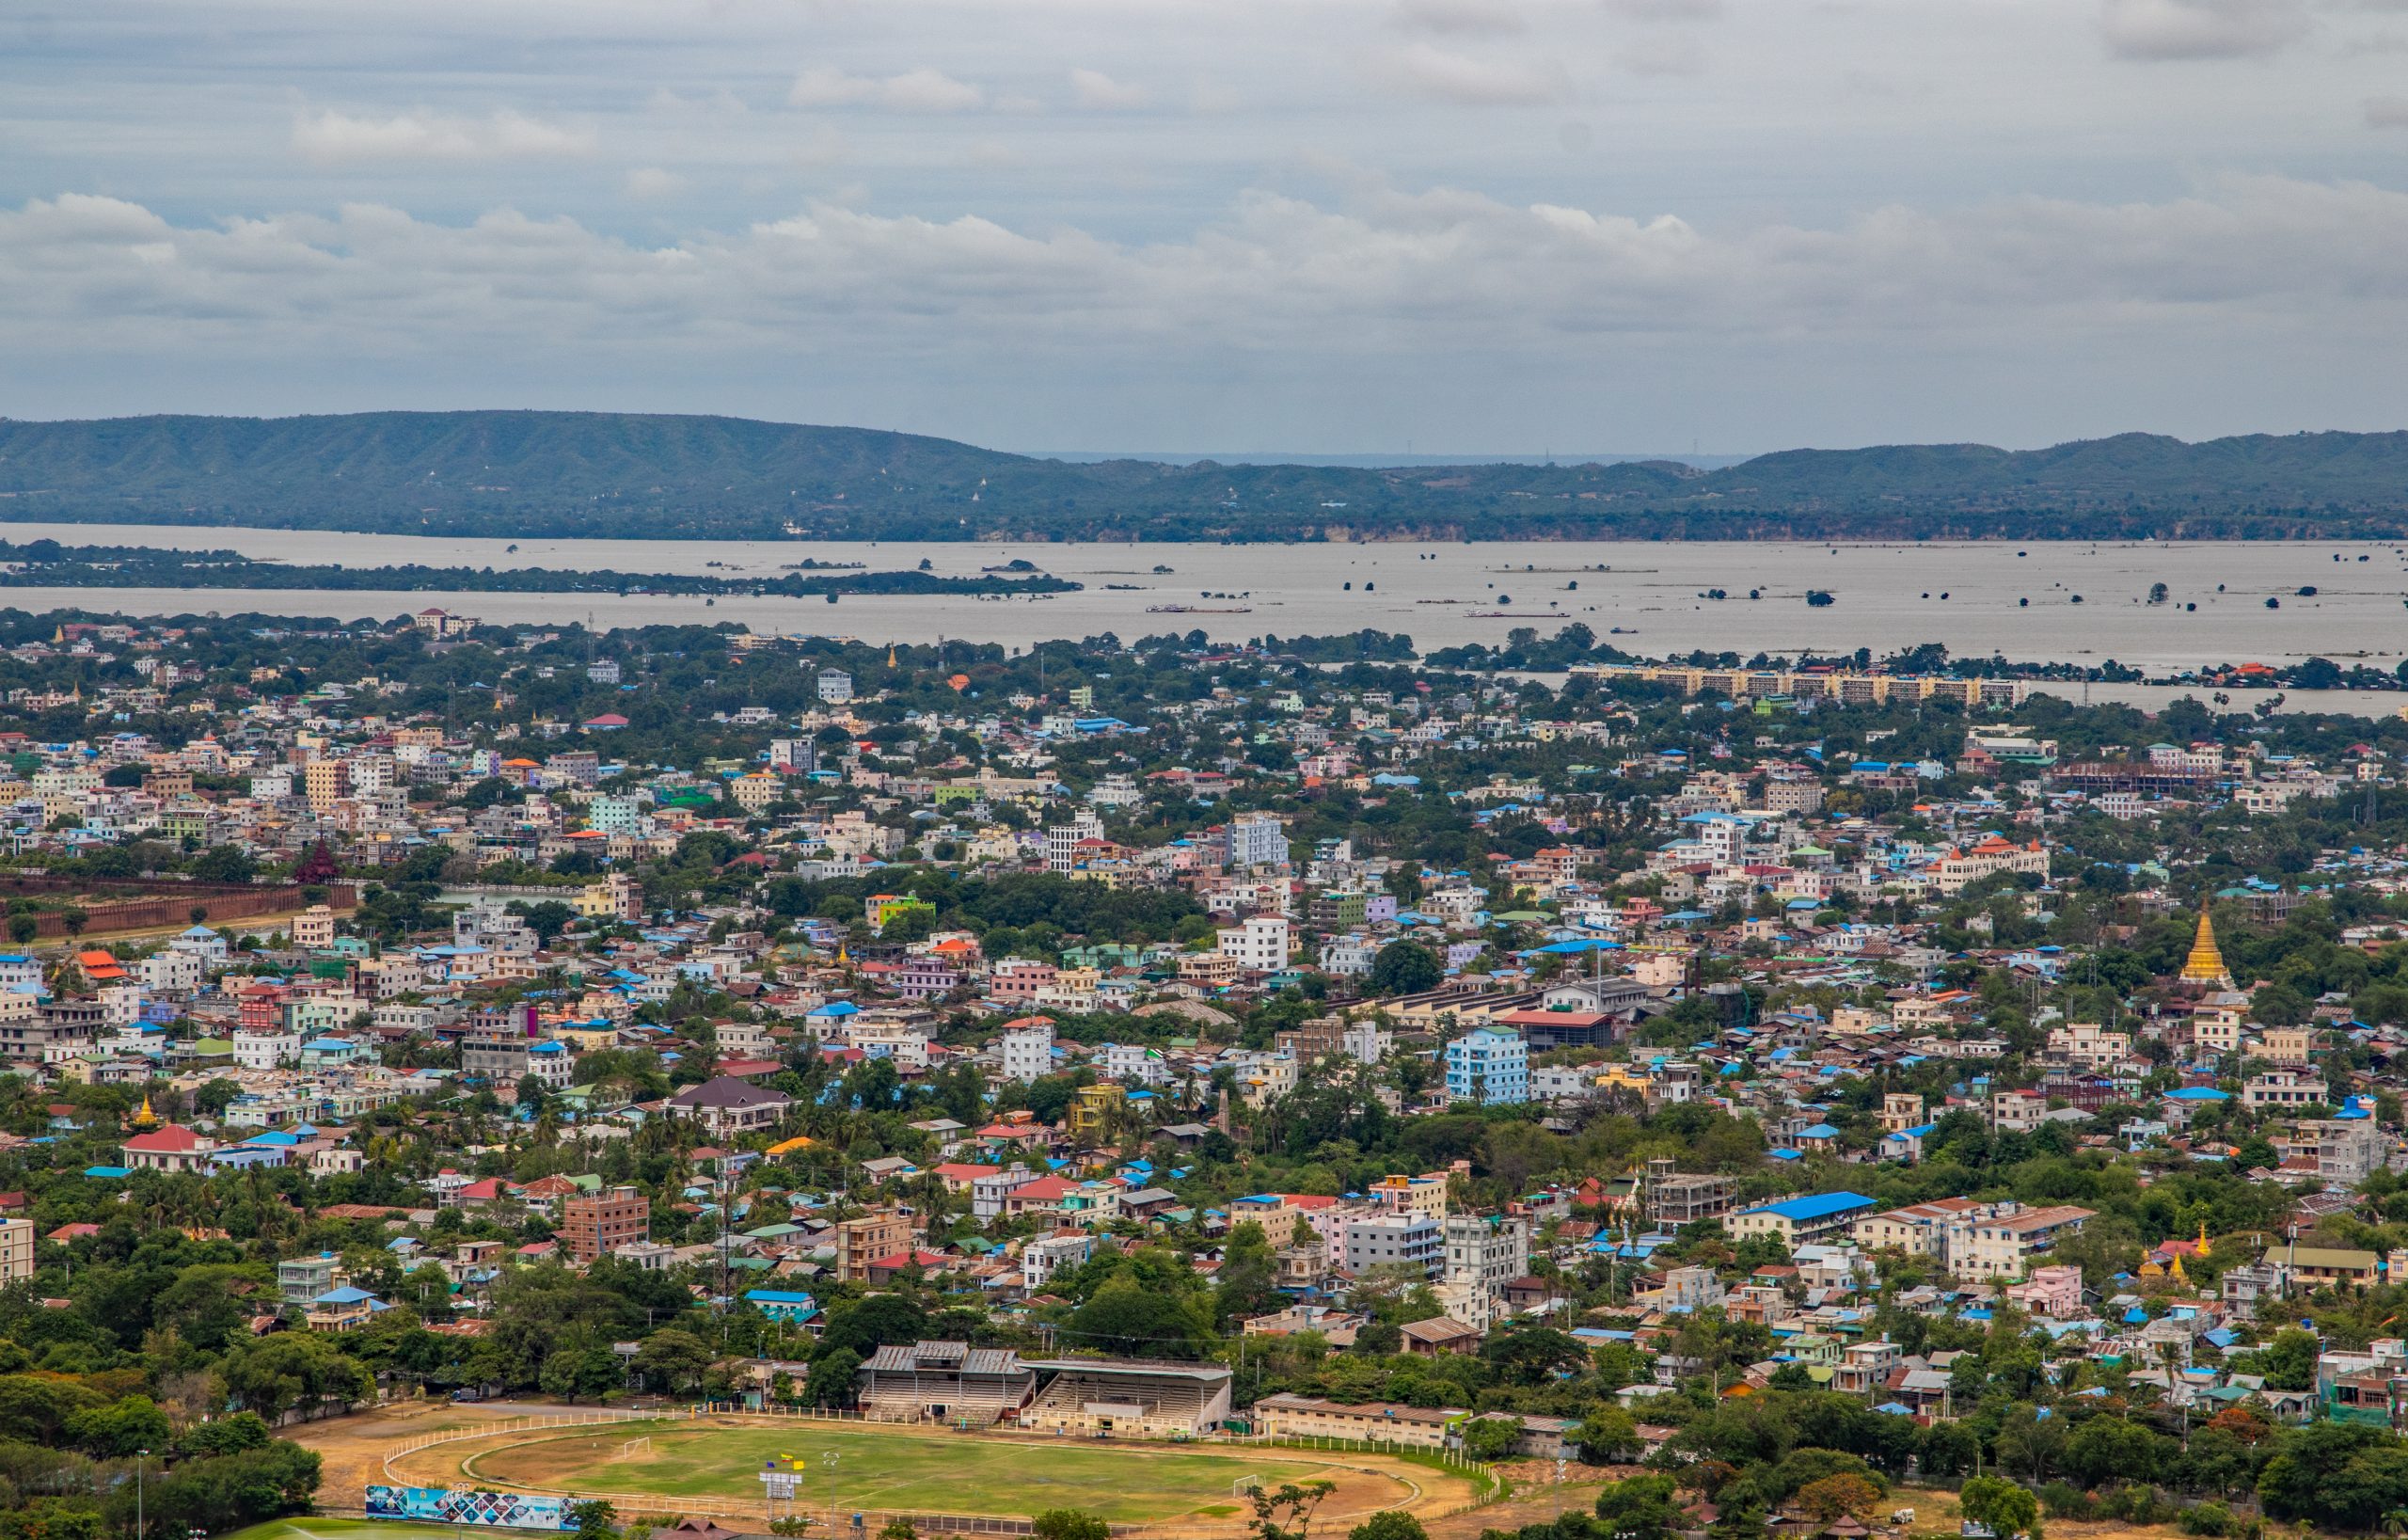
[2179, 909, 2233, 990]
[887, 644, 898, 668]
[130, 1094, 160, 1130]
[2168, 1250, 2188, 1284]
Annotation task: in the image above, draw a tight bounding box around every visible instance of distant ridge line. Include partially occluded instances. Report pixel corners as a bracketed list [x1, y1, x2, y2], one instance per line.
[0, 411, 2401, 543]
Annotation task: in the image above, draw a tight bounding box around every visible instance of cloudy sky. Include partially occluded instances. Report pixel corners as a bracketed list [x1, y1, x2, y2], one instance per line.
[3, 0, 2405, 454]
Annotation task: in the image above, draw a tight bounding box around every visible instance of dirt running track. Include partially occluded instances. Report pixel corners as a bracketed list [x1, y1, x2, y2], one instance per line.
[293, 1403, 1483, 1538]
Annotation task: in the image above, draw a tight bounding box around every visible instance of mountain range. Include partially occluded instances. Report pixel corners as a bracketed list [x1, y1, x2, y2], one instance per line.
[1, 411, 2404, 542]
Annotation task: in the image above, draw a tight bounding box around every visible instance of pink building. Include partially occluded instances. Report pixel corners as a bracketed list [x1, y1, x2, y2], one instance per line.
[2005, 1263, 2084, 1318]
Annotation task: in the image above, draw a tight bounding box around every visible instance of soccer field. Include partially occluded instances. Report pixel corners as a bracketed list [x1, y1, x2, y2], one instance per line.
[454, 1421, 1363, 1524]
[225, 1521, 496, 1540]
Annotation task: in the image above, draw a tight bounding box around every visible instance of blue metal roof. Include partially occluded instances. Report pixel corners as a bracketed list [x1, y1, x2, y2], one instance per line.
[1743, 1191, 1874, 1221]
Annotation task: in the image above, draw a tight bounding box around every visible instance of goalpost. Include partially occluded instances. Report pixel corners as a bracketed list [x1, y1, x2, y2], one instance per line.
[623, 1437, 652, 1456]
[1232, 1476, 1265, 1499]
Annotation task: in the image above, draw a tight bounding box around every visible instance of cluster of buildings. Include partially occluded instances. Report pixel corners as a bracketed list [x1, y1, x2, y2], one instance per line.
[11, 611, 2408, 1448]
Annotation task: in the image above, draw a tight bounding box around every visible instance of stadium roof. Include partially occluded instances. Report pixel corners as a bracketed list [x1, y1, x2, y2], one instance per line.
[1021, 1358, 1233, 1382]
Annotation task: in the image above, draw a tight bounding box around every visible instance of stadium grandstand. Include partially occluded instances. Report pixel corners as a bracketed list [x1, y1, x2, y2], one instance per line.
[857, 1342, 1038, 1424]
[1015, 1357, 1234, 1438]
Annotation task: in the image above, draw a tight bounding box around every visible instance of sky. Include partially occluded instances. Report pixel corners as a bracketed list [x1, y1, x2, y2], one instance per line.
[3, 0, 2406, 456]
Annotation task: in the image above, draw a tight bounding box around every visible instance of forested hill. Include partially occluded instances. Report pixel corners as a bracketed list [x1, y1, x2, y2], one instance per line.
[2, 411, 2406, 542]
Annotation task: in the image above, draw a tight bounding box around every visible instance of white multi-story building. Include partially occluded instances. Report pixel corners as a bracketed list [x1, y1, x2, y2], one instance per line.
[1043, 808, 1105, 873]
[1021, 1231, 1094, 1290]
[1218, 914, 1291, 974]
[1341, 1020, 1391, 1065]
[234, 1025, 302, 1071]
[139, 950, 203, 992]
[1936, 1201, 2095, 1279]
[2245, 1070, 2330, 1110]
[843, 1020, 932, 1071]
[816, 669, 854, 704]
[1343, 1212, 1443, 1278]
[972, 1164, 1036, 1221]
[1102, 1042, 1168, 1085]
[1225, 811, 1291, 870]
[1442, 1213, 1530, 1322]
[1001, 1021, 1055, 1082]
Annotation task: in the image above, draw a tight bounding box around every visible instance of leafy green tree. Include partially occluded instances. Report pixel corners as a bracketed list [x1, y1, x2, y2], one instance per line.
[816, 1294, 927, 1364]
[2062, 1416, 2168, 1490]
[808, 1346, 861, 1408]
[1214, 1222, 1284, 1327]
[1958, 1476, 2042, 1540]
[1461, 1418, 1523, 1462]
[1592, 1473, 1682, 1540]
[1031, 1513, 1111, 1540]
[1482, 1326, 1591, 1387]
[1248, 1482, 1336, 1540]
[0, 1502, 104, 1540]
[1346, 1516, 1428, 1540]
[65, 1394, 171, 1458]
[1368, 941, 1443, 995]
[2240, 1326, 2319, 1391]
[1066, 1273, 1212, 1357]
[216, 1333, 374, 1421]
[1576, 1407, 1640, 1464]
[632, 1328, 714, 1395]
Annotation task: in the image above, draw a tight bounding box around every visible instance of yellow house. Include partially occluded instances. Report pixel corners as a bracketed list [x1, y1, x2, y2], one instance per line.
[1599, 1063, 1652, 1096]
[1069, 1083, 1124, 1141]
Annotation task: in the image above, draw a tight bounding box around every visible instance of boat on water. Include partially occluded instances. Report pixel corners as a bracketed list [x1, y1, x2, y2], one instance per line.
[1147, 604, 1253, 613]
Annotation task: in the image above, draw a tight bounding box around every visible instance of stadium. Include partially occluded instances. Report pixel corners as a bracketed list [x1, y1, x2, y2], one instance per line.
[303, 1362, 1482, 1537]
[857, 1342, 1235, 1440]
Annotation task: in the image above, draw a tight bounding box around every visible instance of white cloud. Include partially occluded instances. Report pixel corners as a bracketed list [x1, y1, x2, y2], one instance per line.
[6, 175, 2403, 369]
[2098, 0, 2310, 59]
[1616, 33, 1708, 76]
[1370, 42, 1572, 104]
[291, 107, 594, 165]
[1391, 0, 1527, 35]
[1069, 68, 1148, 109]
[1601, 0, 1723, 18]
[624, 167, 685, 198]
[960, 140, 1022, 168]
[788, 67, 985, 112]
[2368, 95, 2408, 125]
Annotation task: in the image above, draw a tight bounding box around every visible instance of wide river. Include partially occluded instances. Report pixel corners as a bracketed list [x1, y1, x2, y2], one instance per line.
[2, 523, 2404, 711]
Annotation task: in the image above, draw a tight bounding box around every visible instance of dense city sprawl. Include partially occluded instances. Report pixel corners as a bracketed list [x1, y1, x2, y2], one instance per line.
[21, 606, 2408, 1539]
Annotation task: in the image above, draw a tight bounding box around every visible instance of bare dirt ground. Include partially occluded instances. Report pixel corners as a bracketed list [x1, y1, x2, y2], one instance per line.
[293, 1401, 563, 1508]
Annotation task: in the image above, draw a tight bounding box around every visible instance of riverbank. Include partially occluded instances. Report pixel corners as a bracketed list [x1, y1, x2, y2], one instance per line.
[0, 540, 1077, 598]
[1, 525, 2404, 674]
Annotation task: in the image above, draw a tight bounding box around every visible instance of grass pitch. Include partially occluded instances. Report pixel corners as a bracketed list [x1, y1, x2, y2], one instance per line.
[224, 1522, 503, 1540]
[460, 1421, 1343, 1523]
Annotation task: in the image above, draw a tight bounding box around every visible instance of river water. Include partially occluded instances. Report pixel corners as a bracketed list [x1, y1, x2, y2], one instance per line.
[3, 522, 2405, 689]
